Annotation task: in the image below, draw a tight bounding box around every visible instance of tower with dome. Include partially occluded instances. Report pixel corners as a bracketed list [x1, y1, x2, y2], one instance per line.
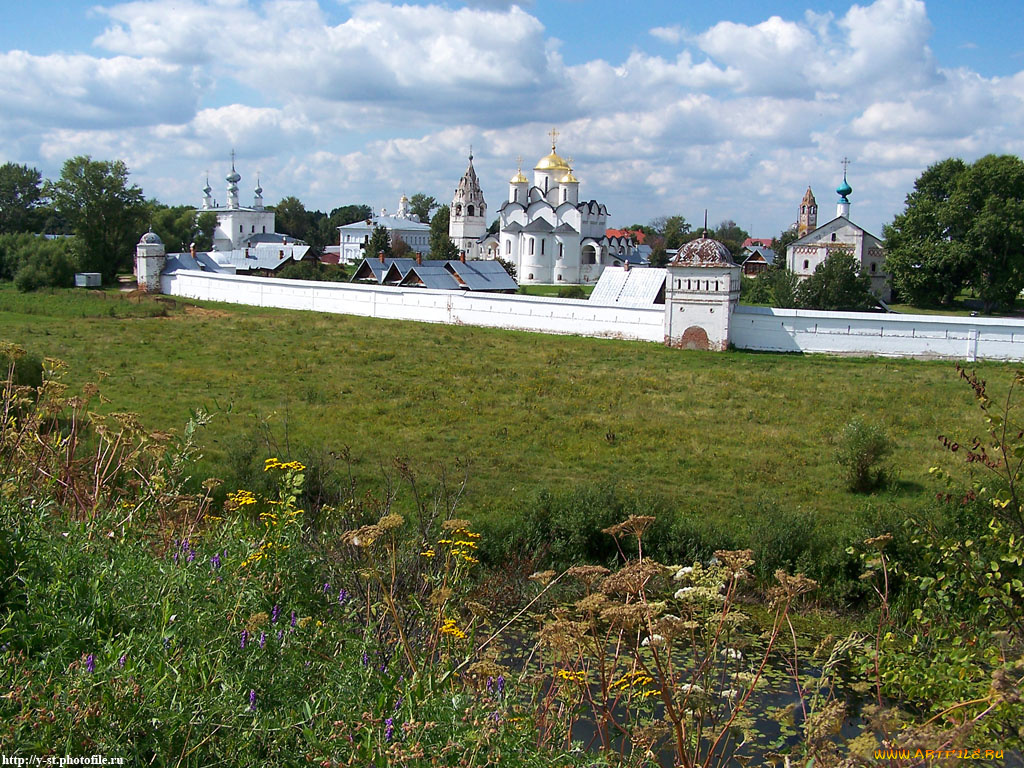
[200, 154, 296, 251]
[786, 161, 890, 300]
[497, 129, 614, 284]
[448, 151, 487, 260]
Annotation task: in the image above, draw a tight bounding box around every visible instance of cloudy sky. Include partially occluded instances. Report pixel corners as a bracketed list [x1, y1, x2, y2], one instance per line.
[2, 0, 1022, 237]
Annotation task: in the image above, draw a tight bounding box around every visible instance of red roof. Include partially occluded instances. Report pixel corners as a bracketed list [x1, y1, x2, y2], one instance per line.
[606, 228, 647, 244]
[742, 237, 773, 248]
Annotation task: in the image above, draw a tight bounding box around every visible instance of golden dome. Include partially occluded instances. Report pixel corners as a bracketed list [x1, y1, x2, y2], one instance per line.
[510, 170, 529, 184]
[560, 169, 579, 184]
[534, 151, 570, 172]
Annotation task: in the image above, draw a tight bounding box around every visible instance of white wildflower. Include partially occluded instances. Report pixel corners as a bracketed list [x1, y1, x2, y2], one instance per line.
[641, 634, 666, 648]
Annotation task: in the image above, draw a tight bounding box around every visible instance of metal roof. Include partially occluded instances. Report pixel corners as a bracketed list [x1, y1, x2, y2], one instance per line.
[400, 263, 461, 290]
[164, 244, 307, 274]
[446, 260, 518, 292]
[741, 246, 776, 265]
[351, 257, 417, 283]
[590, 266, 666, 307]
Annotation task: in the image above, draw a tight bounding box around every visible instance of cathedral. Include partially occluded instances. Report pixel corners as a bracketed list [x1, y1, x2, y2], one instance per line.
[496, 130, 614, 285]
[786, 165, 891, 300]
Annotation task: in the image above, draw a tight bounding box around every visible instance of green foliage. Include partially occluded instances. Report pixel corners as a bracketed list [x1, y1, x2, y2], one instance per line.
[0, 162, 45, 234]
[365, 224, 392, 260]
[556, 284, 586, 299]
[275, 259, 348, 282]
[650, 215, 690, 250]
[797, 250, 876, 311]
[428, 205, 459, 260]
[0, 232, 77, 290]
[408, 193, 438, 223]
[271, 195, 311, 243]
[712, 219, 750, 257]
[494, 255, 516, 280]
[46, 156, 145, 283]
[741, 264, 799, 308]
[147, 203, 213, 253]
[835, 418, 892, 492]
[770, 227, 798, 262]
[885, 155, 1024, 312]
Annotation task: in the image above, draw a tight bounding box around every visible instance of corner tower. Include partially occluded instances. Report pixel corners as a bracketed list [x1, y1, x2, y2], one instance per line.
[449, 151, 487, 258]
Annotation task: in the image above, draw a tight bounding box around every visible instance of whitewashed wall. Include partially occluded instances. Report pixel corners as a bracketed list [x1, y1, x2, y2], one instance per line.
[732, 305, 1024, 361]
[162, 271, 664, 342]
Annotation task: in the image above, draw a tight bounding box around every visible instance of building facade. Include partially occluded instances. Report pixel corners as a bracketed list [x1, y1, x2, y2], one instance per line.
[338, 195, 432, 264]
[786, 169, 890, 300]
[448, 153, 488, 260]
[200, 159, 296, 251]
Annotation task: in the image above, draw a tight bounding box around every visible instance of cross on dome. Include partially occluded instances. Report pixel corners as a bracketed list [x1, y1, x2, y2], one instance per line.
[548, 127, 559, 151]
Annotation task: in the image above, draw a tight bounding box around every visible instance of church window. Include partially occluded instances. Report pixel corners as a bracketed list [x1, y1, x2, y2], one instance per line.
[870, 262, 877, 273]
[251, 225, 255, 233]
[468, 205, 474, 217]
[803, 260, 809, 269]
[529, 239, 534, 255]
[558, 243, 563, 259]
[563, 188, 567, 202]
[506, 240, 510, 254]
[831, 233, 837, 242]
[528, 273, 534, 280]
[239, 225, 243, 233]
[544, 178, 548, 193]
[514, 189, 518, 202]
[541, 239, 545, 255]
[263, 226, 266, 233]
[455, 205, 462, 216]
[715, 281, 719, 291]
[557, 275, 563, 281]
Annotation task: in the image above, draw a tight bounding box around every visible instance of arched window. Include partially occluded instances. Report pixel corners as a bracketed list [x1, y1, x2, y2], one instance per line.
[529, 239, 534, 255]
[803, 259, 809, 269]
[468, 205, 474, 217]
[505, 240, 511, 254]
[870, 262, 877, 273]
[455, 205, 462, 216]
[830, 233, 837, 242]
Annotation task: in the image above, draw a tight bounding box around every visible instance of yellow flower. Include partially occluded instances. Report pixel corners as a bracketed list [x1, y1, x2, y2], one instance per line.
[420, 549, 436, 558]
[440, 618, 467, 640]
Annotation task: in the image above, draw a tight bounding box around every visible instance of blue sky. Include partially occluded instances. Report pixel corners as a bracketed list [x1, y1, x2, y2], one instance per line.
[2, 0, 1022, 237]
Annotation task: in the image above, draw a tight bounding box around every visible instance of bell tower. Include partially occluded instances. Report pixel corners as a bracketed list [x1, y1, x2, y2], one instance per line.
[798, 186, 817, 236]
[449, 149, 487, 259]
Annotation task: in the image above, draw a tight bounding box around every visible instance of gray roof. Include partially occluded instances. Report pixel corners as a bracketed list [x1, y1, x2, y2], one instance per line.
[352, 257, 417, 283]
[590, 266, 666, 307]
[742, 246, 776, 265]
[164, 251, 236, 275]
[400, 263, 461, 290]
[446, 260, 518, 292]
[164, 244, 308, 274]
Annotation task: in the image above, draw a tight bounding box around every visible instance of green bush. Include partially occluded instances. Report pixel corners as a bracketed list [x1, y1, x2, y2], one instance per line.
[556, 284, 586, 299]
[835, 417, 892, 492]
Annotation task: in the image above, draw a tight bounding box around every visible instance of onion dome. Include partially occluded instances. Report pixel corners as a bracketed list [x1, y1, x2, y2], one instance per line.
[535, 150, 570, 172]
[836, 173, 852, 201]
[254, 177, 263, 196]
[560, 168, 579, 184]
[139, 229, 163, 245]
[670, 235, 736, 267]
[203, 176, 212, 196]
[510, 169, 528, 183]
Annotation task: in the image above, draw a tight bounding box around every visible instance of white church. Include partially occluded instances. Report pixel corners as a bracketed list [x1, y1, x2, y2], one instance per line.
[494, 130, 619, 285]
[786, 165, 890, 300]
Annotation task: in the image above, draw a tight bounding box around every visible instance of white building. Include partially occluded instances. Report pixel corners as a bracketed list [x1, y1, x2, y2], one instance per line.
[786, 168, 890, 300]
[201, 159, 297, 251]
[448, 152, 488, 260]
[498, 130, 616, 285]
[337, 195, 432, 264]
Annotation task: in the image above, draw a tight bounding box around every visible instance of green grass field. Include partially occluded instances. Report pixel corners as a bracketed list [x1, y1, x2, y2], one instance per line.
[0, 285, 1013, 573]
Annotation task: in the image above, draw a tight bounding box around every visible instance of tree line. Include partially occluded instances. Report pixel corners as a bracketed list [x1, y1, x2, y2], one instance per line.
[0, 157, 378, 290]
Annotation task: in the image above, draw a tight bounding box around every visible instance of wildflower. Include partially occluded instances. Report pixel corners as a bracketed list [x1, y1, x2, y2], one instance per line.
[491, 710, 500, 724]
[249, 689, 257, 712]
[259, 631, 266, 650]
[186, 547, 196, 564]
[323, 582, 330, 594]
[338, 588, 349, 606]
[384, 718, 395, 742]
[641, 634, 666, 648]
[673, 566, 694, 580]
[440, 618, 467, 640]
[497, 675, 505, 695]
[240, 630, 249, 650]
[86, 654, 95, 673]
[290, 611, 297, 627]
[361, 651, 369, 667]
[271, 605, 280, 623]
[277, 630, 284, 642]
[486, 677, 494, 693]
[118, 654, 126, 668]
[721, 648, 743, 660]
[420, 548, 435, 558]
[720, 688, 739, 700]
[394, 697, 403, 711]
[210, 553, 222, 570]
[674, 587, 696, 599]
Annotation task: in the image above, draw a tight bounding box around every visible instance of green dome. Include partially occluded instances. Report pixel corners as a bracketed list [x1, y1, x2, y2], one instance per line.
[836, 174, 852, 200]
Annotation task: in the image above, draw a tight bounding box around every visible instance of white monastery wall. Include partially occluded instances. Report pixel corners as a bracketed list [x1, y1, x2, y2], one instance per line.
[160, 271, 1024, 361]
[731, 305, 1024, 361]
[162, 271, 664, 342]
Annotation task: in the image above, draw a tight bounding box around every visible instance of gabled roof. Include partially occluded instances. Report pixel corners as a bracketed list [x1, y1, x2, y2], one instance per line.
[501, 221, 524, 234]
[445, 260, 518, 292]
[523, 218, 556, 233]
[590, 266, 666, 307]
[789, 216, 882, 248]
[741, 246, 776, 265]
[553, 222, 579, 234]
[607, 228, 647, 244]
[400, 263, 461, 290]
[741, 237, 773, 249]
[351, 257, 417, 283]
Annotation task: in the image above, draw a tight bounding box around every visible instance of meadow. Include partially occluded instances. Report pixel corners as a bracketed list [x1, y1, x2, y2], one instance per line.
[0, 285, 1013, 595]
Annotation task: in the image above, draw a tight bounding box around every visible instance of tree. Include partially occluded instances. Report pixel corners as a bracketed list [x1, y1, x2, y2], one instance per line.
[770, 227, 799, 266]
[272, 196, 311, 243]
[647, 236, 669, 267]
[796, 249, 875, 311]
[488, 218, 499, 235]
[428, 205, 459, 260]
[391, 234, 412, 258]
[147, 204, 216, 253]
[409, 194, 438, 223]
[885, 155, 1024, 312]
[365, 225, 392, 260]
[495, 256, 516, 280]
[46, 156, 145, 283]
[0, 232, 76, 290]
[713, 219, 749, 257]
[650, 215, 690, 249]
[0, 163, 45, 234]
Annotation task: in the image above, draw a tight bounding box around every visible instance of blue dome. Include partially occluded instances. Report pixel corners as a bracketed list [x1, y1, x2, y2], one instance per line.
[836, 174, 852, 200]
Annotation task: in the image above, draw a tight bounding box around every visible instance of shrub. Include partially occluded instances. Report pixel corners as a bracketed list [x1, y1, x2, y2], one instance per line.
[835, 418, 892, 492]
[556, 285, 586, 299]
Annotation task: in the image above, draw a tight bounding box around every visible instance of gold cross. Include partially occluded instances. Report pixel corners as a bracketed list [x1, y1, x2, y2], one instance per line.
[548, 127, 559, 150]
[841, 157, 851, 173]
[516, 154, 523, 171]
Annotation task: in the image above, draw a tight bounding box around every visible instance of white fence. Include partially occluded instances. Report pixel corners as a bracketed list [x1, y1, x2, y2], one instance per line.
[732, 305, 1024, 361]
[161, 270, 1024, 361]
[162, 271, 665, 343]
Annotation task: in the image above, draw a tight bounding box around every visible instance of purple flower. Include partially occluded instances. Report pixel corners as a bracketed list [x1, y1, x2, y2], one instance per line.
[361, 651, 369, 667]
[186, 547, 196, 564]
[491, 710, 500, 724]
[497, 675, 505, 695]
[210, 553, 222, 570]
[259, 631, 266, 650]
[118, 654, 126, 668]
[173, 551, 180, 565]
[486, 676, 493, 693]
[337, 588, 349, 606]
[240, 630, 249, 650]
[249, 689, 257, 712]
[384, 718, 394, 742]
[322, 582, 330, 594]
[394, 697, 403, 711]
[277, 630, 284, 642]
[290, 611, 297, 628]
[379, 663, 388, 674]
[271, 605, 280, 623]
[86, 654, 95, 673]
